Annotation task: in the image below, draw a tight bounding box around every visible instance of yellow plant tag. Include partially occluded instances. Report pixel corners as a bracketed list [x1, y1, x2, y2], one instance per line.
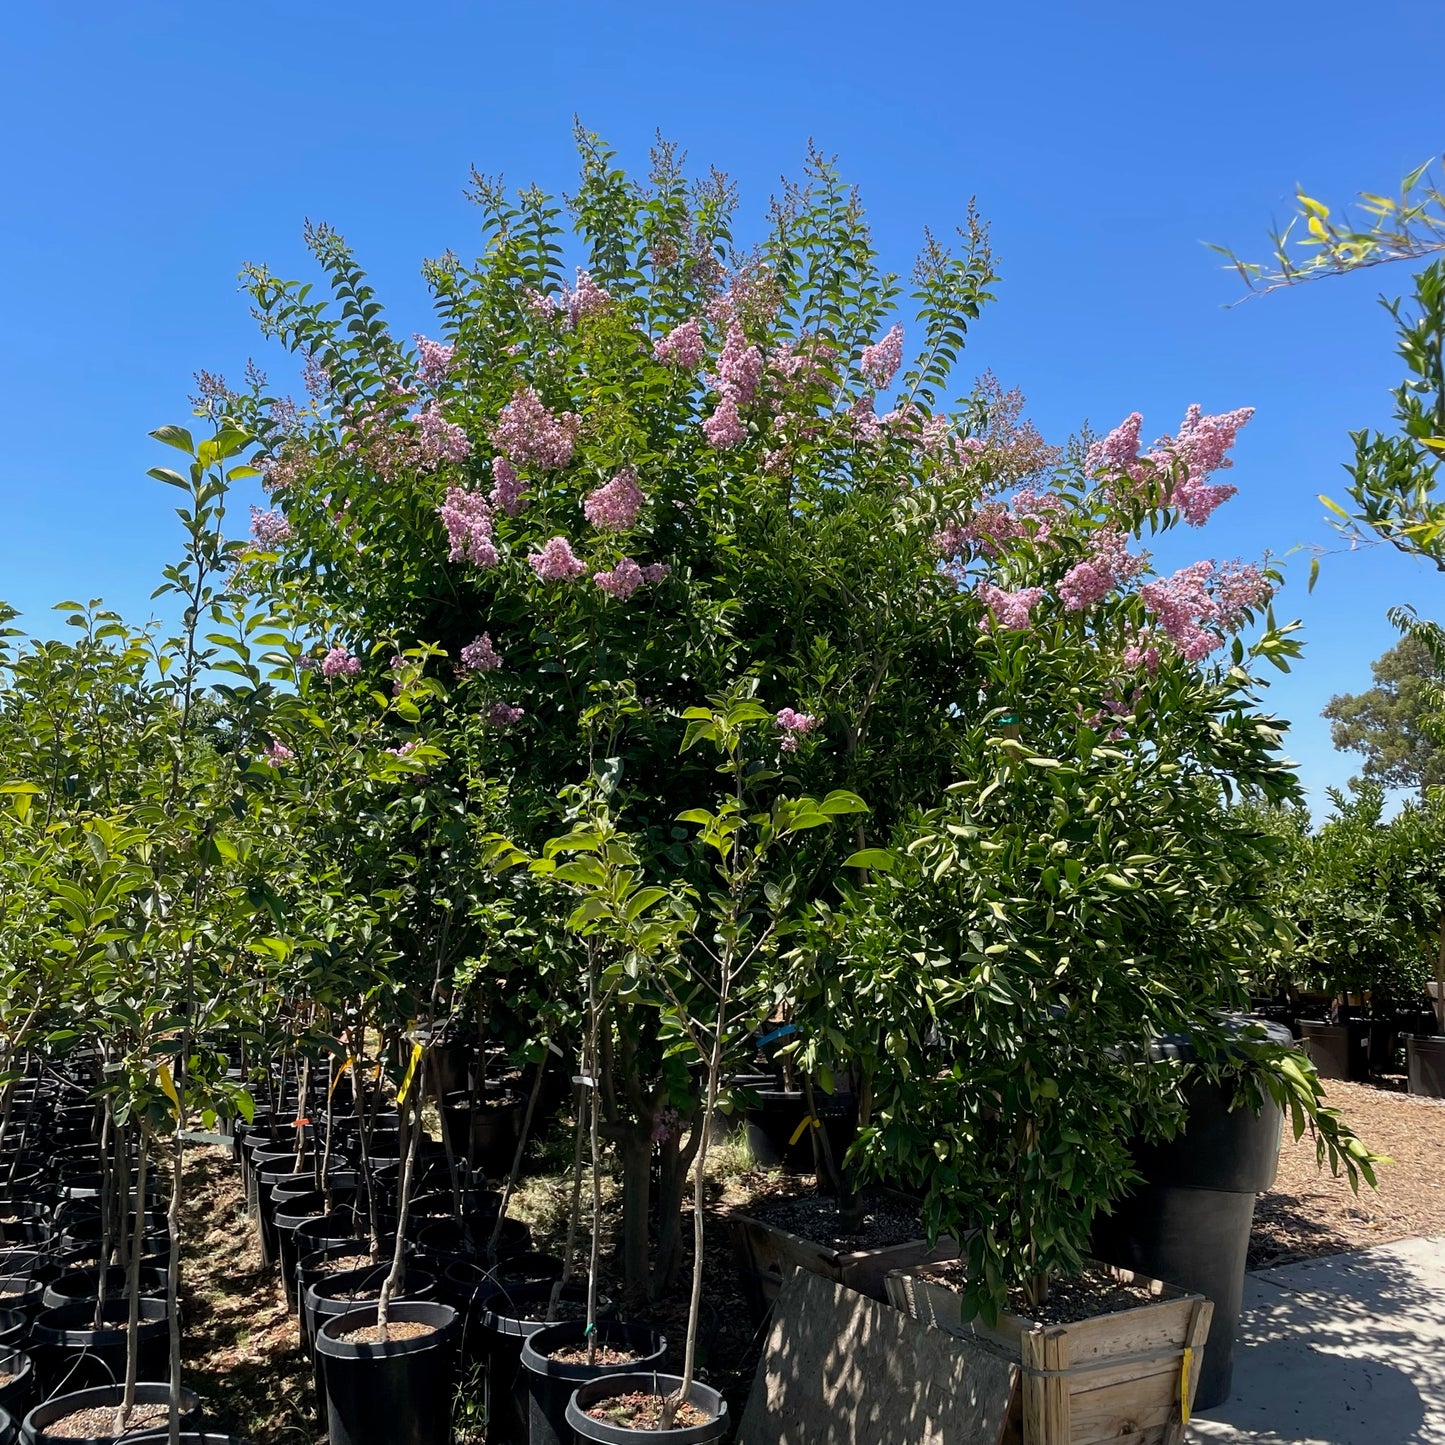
[157, 1062, 180, 1113]
[788, 1114, 820, 1147]
[1180, 1345, 1193, 1424]
[328, 1056, 354, 1101]
[397, 1041, 424, 1106]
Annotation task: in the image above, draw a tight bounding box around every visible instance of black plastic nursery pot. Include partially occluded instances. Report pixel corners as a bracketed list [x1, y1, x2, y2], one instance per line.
[28, 1298, 169, 1397]
[1298, 1019, 1369, 1082]
[1407, 1034, 1445, 1098]
[304, 1263, 433, 1423]
[0, 1404, 12, 1445]
[0, 1314, 26, 1351]
[1092, 1022, 1288, 1413]
[521, 1321, 667, 1445]
[315, 1300, 459, 1445]
[0, 1280, 44, 1321]
[20, 1383, 200, 1445]
[564, 1373, 728, 1444]
[0, 1348, 34, 1416]
[479, 1282, 609, 1445]
[272, 1190, 329, 1309]
[128, 1434, 255, 1445]
[41, 1264, 167, 1310]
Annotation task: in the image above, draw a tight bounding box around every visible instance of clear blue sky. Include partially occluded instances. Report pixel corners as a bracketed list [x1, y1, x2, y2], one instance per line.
[3, 1, 1443, 807]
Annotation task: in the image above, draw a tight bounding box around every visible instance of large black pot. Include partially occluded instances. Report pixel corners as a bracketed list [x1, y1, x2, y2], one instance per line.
[1298, 1019, 1369, 1082]
[0, 1349, 33, 1416]
[315, 1300, 459, 1445]
[20, 1383, 200, 1445]
[521, 1321, 667, 1445]
[304, 1262, 431, 1423]
[42, 1265, 167, 1310]
[0, 1314, 26, 1351]
[272, 1191, 329, 1309]
[1092, 1024, 1287, 1412]
[564, 1373, 728, 1444]
[28, 1298, 169, 1397]
[129, 1435, 255, 1444]
[1407, 1034, 1445, 1098]
[0, 1404, 12, 1445]
[480, 1282, 606, 1445]
[741, 1087, 856, 1175]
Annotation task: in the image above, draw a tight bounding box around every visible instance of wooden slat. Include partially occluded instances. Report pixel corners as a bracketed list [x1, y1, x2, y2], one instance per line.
[1161, 1298, 1213, 1445]
[1021, 1329, 1048, 1445]
[1043, 1329, 1070, 1445]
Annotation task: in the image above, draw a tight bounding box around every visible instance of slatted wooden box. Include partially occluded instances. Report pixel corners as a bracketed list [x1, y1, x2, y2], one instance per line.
[887, 1262, 1211, 1445]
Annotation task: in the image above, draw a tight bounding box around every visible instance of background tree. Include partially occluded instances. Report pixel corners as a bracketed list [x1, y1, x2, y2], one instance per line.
[1323, 633, 1445, 792]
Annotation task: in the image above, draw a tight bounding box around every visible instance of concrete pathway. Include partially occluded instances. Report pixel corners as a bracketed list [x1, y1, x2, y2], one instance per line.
[1189, 1237, 1445, 1444]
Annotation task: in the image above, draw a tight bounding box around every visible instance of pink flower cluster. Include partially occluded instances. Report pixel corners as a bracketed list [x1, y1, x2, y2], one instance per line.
[776, 707, 819, 753]
[265, 739, 294, 764]
[703, 322, 763, 450]
[489, 456, 528, 516]
[439, 487, 499, 567]
[1212, 560, 1274, 630]
[593, 557, 669, 600]
[1058, 531, 1146, 612]
[584, 468, 645, 531]
[387, 739, 422, 758]
[976, 582, 1046, 632]
[413, 404, 471, 467]
[529, 535, 588, 582]
[249, 506, 292, 548]
[321, 646, 361, 678]
[564, 269, 612, 326]
[414, 335, 456, 389]
[1085, 406, 1253, 527]
[487, 702, 526, 727]
[1138, 562, 1219, 662]
[654, 318, 707, 370]
[859, 323, 904, 389]
[262, 448, 304, 492]
[492, 387, 582, 470]
[458, 633, 503, 674]
[523, 288, 561, 321]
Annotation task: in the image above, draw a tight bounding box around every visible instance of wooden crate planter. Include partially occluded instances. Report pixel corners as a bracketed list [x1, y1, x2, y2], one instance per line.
[727, 1192, 958, 1321]
[886, 1263, 1212, 1445]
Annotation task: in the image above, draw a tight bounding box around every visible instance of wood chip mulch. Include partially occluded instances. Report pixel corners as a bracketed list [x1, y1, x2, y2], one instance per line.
[180, 1146, 316, 1443]
[1248, 1080, 1445, 1270]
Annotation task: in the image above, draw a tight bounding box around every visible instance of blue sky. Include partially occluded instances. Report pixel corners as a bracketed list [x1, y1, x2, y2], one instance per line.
[2, 1, 1443, 807]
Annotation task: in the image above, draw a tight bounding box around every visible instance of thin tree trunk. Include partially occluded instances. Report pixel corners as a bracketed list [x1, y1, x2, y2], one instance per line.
[376, 1047, 424, 1333]
[117, 1133, 150, 1428]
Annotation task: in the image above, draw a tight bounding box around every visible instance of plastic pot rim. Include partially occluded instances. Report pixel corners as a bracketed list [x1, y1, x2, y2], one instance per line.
[520, 1319, 667, 1383]
[564, 1372, 728, 1442]
[314, 1298, 458, 1360]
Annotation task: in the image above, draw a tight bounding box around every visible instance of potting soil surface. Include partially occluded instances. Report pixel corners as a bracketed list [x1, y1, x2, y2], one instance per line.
[749, 1191, 925, 1250]
[45, 1403, 170, 1437]
[1248, 1080, 1445, 1270]
[333, 1319, 436, 1343]
[313, 1252, 384, 1275]
[584, 1391, 711, 1429]
[914, 1259, 1161, 1324]
[546, 1343, 644, 1365]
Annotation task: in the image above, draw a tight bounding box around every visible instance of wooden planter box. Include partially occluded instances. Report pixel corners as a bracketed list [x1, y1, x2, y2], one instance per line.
[727, 1192, 958, 1322]
[887, 1263, 1212, 1445]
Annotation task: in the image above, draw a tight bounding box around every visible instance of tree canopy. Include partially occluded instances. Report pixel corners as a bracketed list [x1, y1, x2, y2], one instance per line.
[1323, 633, 1445, 792]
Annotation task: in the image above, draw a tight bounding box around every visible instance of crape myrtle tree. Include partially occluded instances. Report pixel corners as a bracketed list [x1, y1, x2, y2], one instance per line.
[222, 128, 1367, 1314]
[786, 397, 1380, 1320]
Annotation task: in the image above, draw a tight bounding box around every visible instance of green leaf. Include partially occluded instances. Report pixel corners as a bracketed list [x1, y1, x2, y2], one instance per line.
[151, 425, 196, 455]
[842, 848, 897, 872]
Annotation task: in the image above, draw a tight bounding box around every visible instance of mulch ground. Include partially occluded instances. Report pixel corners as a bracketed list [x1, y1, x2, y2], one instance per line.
[181, 1147, 316, 1444]
[1248, 1080, 1445, 1270]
